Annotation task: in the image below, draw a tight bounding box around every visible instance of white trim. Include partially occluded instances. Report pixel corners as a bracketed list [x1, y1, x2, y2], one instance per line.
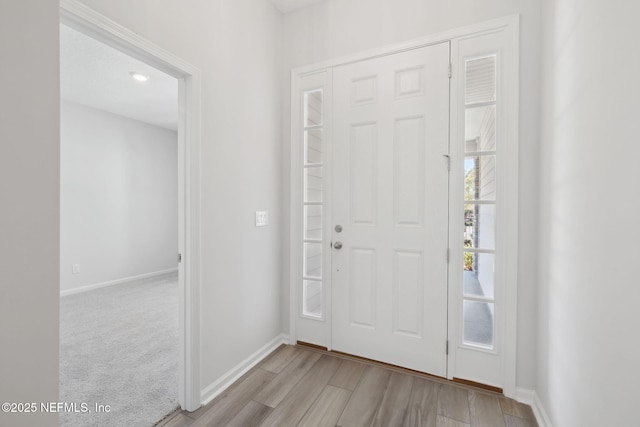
[59, 0, 202, 412]
[502, 15, 520, 399]
[60, 268, 178, 297]
[290, 70, 333, 348]
[515, 388, 553, 427]
[200, 334, 290, 405]
[446, 15, 519, 396]
[514, 387, 535, 405]
[290, 14, 519, 393]
[289, 69, 300, 346]
[292, 16, 518, 76]
[59, 0, 197, 78]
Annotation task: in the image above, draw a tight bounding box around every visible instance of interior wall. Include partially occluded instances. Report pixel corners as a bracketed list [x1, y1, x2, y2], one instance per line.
[538, 0, 639, 425]
[60, 101, 178, 293]
[281, 0, 541, 390]
[76, 0, 284, 392]
[0, 1, 60, 426]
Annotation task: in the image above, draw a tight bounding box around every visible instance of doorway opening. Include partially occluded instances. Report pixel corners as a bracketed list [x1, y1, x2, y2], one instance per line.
[59, 0, 202, 421]
[59, 22, 180, 426]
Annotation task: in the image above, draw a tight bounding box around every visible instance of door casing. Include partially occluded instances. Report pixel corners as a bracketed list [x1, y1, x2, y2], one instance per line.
[60, 0, 202, 411]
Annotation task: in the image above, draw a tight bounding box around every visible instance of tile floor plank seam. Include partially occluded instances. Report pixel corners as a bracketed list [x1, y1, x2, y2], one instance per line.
[156, 345, 537, 427]
[254, 349, 323, 408]
[370, 371, 414, 427]
[259, 355, 343, 427]
[261, 354, 341, 427]
[403, 377, 440, 427]
[296, 384, 353, 427]
[337, 365, 393, 427]
[437, 383, 471, 424]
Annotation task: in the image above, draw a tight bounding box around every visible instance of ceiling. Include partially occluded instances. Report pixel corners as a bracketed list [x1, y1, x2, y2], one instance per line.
[270, 0, 325, 13]
[60, 7, 490, 136]
[60, 24, 178, 131]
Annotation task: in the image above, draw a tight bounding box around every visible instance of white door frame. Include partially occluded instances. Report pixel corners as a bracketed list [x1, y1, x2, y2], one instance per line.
[59, 0, 202, 411]
[290, 15, 519, 397]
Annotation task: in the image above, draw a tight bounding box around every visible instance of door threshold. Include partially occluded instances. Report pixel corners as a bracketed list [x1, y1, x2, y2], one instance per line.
[451, 377, 503, 394]
[296, 341, 503, 395]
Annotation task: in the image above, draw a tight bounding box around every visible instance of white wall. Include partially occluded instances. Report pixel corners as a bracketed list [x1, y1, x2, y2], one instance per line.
[538, 0, 640, 425]
[60, 101, 178, 292]
[76, 0, 284, 393]
[282, 0, 541, 390]
[0, 1, 60, 426]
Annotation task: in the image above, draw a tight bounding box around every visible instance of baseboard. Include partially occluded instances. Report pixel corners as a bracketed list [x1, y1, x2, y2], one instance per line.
[200, 333, 289, 405]
[60, 268, 178, 297]
[515, 387, 553, 427]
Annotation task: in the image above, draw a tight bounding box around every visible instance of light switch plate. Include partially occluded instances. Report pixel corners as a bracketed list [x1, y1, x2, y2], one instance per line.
[255, 211, 268, 227]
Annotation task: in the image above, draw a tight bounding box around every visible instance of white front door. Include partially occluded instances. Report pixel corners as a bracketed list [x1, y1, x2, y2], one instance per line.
[331, 42, 450, 375]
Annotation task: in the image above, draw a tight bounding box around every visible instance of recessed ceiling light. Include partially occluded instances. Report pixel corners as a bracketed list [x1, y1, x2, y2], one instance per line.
[129, 72, 149, 82]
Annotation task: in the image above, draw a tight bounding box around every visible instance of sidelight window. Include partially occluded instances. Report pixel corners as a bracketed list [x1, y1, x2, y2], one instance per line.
[302, 89, 324, 319]
[462, 55, 497, 348]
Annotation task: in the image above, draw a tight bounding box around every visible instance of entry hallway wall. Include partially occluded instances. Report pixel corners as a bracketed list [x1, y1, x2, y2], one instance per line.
[538, 0, 640, 425]
[281, 0, 541, 391]
[1, 0, 283, 425]
[0, 1, 60, 426]
[77, 0, 284, 397]
[60, 101, 178, 293]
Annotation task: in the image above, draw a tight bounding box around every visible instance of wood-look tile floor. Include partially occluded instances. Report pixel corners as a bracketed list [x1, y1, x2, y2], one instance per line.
[156, 345, 537, 427]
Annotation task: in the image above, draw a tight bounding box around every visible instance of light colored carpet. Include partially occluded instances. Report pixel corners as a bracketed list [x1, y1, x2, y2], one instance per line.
[59, 273, 179, 427]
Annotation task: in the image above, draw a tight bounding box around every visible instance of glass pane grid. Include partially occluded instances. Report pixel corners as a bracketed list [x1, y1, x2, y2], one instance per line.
[302, 280, 323, 318]
[463, 252, 495, 298]
[464, 154, 496, 202]
[463, 296, 494, 305]
[302, 89, 324, 320]
[465, 56, 496, 105]
[464, 204, 496, 250]
[463, 300, 494, 348]
[464, 105, 496, 152]
[465, 150, 496, 157]
[304, 90, 323, 127]
[464, 200, 496, 205]
[304, 128, 323, 165]
[463, 248, 495, 253]
[304, 243, 322, 279]
[465, 100, 496, 109]
[304, 167, 323, 203]
[462, 54, 497, 350]
[304, 205, 323, 240]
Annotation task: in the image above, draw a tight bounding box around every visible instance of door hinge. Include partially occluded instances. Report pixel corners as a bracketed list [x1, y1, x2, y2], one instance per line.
[443, 154, 450, 171]
[448, 63, 452, 79]
[178, 253, 182, 263]
[446, 340, 449, 355]
[446, 248, 450, 263]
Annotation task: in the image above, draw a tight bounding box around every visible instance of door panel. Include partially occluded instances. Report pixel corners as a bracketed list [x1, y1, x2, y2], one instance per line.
[350, 123, 377, 225]
[331, 42, 450, 375]
[349, 247, 377, 328]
